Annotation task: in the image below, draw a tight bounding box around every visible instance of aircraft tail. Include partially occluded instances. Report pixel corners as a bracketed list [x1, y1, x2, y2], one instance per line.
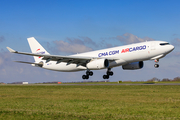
[27, 37, 49, 63]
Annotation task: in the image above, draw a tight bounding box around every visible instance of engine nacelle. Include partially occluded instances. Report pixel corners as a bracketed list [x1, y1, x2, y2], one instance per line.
[122, 61, 143, 70]
[86, 59, 109, 70]
[33, 61, 44, 67]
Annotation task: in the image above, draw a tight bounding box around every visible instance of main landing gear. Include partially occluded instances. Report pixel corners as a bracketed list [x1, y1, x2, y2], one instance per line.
[154, 59, 159, 68]
[82, 70, 93, 80]
[82, 68, 114, 80]
[103, 68, 113, 79]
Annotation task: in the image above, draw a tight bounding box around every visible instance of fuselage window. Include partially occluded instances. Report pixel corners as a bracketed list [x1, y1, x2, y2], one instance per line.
[160, 43, 170, 46]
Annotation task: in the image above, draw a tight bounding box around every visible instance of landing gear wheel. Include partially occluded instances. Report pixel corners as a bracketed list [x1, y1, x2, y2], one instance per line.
[85, 75, 89, 79]
[82, 75, 89, 80]
[82, 70, 93, 80]
[103, 68, 113, 79]
[103, 75, 109, 79]
[154, 64, 159, 68]
[86, 71, 89, 75]
[86, 71, 93, 76]
[82, 75, 86, 79]
[89, 71, 93, 76]
[107, 71, 113, 76]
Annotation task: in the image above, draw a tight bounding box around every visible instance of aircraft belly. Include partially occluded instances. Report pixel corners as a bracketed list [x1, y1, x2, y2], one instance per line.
[109, 59, 127, 67]
[121, 50, 149, 63]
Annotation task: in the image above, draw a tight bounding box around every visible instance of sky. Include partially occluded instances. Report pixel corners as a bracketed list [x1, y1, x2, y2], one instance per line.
[0, 0, 180, 83]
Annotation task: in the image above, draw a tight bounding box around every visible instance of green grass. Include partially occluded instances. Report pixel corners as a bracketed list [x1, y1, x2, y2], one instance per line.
[0, 85, 180, 119]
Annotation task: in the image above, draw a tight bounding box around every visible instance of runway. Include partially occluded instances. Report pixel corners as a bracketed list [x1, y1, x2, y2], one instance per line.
[59, 83, 180, 86]
[53, 83, 180, 86]
[9, 83, 180, 86]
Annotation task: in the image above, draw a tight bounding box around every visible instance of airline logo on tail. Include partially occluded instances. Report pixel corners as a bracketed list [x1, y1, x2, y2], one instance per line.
[36, 48, 45, 58]
[36, 48, 40, 52]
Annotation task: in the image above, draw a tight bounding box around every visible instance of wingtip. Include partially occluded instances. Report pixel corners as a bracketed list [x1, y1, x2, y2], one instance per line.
[6, 47, 17, 53]
[27, 37, 35, 41]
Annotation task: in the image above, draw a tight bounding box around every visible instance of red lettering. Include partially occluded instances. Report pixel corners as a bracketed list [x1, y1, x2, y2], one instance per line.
[121, 49, 125, 53]
[125, 48, 129, 52]
[121, 48, 129, 53]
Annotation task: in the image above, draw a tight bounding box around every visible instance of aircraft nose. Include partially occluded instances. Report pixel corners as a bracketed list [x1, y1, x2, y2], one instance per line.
[169, 45, 175, 52]
[171, 45, 175, 51]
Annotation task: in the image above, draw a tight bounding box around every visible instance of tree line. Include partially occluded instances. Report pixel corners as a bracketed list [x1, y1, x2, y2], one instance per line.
[147, 77, 180, 82]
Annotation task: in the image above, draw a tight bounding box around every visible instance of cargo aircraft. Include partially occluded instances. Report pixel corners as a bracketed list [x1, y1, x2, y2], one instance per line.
[7, 37, 174, 79]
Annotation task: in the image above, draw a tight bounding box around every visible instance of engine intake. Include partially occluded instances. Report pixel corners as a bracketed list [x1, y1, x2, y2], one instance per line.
[122, 61, 143, 70]
[87, 59, 109, 70]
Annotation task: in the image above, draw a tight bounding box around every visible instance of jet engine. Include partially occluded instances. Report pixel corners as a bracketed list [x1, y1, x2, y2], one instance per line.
[122, 61, 143, 70]
[86, 59, 109, 70]
[34, 61, 44, 67]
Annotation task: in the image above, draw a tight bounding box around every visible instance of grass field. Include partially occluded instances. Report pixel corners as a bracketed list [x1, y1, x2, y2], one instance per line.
[0, 85, 180, 119]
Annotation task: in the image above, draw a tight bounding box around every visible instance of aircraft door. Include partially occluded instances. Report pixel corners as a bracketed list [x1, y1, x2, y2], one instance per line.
[151, 42, 156, 50]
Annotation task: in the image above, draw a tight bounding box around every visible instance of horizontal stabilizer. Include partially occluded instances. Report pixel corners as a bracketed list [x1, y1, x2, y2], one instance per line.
[6, 47, 17, 53]
[14, 61, 38, 64]
[14, 61, 43, 67]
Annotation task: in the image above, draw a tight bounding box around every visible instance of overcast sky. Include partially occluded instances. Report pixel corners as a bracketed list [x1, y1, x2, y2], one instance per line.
[0, 0, 180, 83]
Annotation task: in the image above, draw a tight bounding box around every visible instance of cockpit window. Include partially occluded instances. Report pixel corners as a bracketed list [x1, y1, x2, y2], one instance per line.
[160, 43, 170, 45]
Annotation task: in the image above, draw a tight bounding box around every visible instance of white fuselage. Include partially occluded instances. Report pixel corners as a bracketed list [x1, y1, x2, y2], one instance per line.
[42, 41, 174, 72]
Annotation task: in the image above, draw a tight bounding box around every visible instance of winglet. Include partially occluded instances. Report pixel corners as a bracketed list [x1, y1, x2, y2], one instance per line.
[6, 47, 17, 53]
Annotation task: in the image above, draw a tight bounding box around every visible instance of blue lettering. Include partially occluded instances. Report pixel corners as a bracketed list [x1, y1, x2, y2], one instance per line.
[136, 47, 139, 50]
[109, 51, 112, 55]
[133, 47, 136, 51]
[143, 45, 146, 49]
[98, 52, 108, 57]
[109, 50, 119, 55]
[139, 46, 142, 50]
[129, 48, 132, 52]
[117, 50, 119, 54]
[37, 51, 45, 54]
[123, 45, 146, 53]
[98, 50, 120, 57]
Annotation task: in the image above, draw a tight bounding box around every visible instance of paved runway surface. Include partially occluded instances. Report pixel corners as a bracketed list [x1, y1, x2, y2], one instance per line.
[58, 83, 180, 86]
[3, 83, 180, 86]
[6, 83, 180, 86]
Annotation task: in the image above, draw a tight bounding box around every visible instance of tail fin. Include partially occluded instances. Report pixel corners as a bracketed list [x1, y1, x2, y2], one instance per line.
[27, 37, 49, 63]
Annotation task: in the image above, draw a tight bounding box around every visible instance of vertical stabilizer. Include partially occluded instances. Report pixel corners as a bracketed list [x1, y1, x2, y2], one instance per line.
[27, 37, 49, 63]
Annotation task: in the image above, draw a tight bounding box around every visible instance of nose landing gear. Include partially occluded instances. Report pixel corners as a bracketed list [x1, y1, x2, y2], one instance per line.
[154, 59, 159, 68]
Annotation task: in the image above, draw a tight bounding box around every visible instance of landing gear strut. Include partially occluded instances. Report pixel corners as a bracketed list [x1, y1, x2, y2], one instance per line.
[103, 68, 113, 79]
[82, 70, 93, 80]
[154, 59, 159, 68]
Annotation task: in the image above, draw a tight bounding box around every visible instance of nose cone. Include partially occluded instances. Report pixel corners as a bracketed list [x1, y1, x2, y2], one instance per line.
[168, 45, 175, 53]
[170, 45, 175, 51]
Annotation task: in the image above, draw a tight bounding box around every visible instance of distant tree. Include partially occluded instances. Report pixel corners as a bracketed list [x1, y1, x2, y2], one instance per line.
[173, 77, 180, 81]
[147, 77, 160, 82]
[123, 80, 132, 82]
[161, 78, 171, 82]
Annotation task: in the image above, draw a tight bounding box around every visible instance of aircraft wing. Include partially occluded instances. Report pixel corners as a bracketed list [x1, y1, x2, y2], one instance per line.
[7, 47, 117, 66]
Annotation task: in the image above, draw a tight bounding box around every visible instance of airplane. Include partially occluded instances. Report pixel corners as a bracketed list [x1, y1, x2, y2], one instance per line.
[7, 37, 174, 80]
